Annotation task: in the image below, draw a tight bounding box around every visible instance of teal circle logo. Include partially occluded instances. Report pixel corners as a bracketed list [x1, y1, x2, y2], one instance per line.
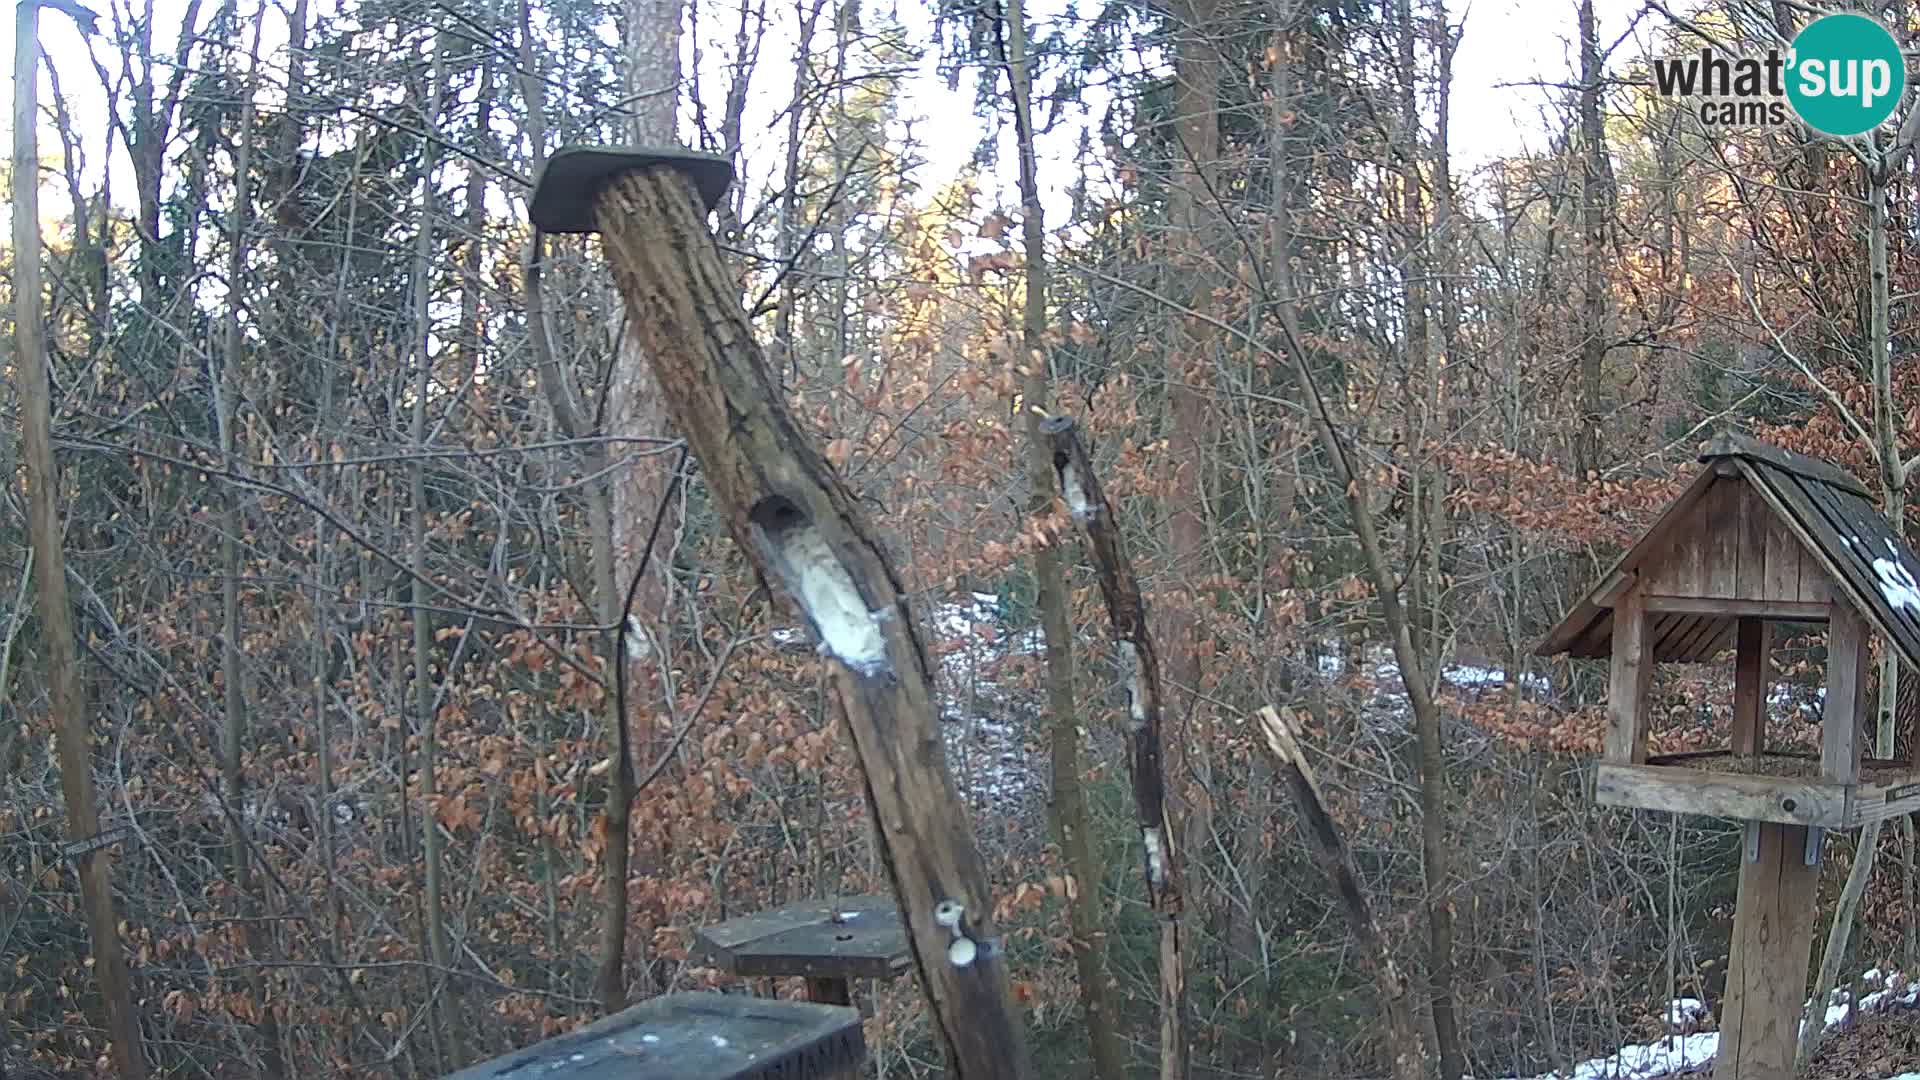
[1787, 14, 1906, 137]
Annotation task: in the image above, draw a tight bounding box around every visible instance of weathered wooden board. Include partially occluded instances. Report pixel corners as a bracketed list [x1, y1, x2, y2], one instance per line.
[692, 895, 910, 982]
[1849, 770, 1920, 825]
[1822, 605, 1868, 784]
[1732, 618, 1767, 757]
[442, 993, 865, 1080]
[1716, 822, 1820, 1080]
[1605, 589, 1654, 764]
[1593, 763, 1849, 827]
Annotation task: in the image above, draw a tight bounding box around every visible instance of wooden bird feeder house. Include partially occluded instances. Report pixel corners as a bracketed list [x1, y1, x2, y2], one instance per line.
[1538, 433, 1920, 1080]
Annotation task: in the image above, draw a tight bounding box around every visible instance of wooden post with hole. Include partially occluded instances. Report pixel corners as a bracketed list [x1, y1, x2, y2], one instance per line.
[528, 147, 1032, 1079]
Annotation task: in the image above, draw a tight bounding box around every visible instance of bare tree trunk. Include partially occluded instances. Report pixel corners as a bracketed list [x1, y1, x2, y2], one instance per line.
[598, 0, 685, 1008]
[770, 0, 824, 383]
[215, 14, 285, 1072]
[998, 3, 1125, 1076]
[12, 5, 147, 1073]
[1574, 0, 1610, 481]
[1159, 12, 1216, 1076]
[1799, 159, 1911, 1070]
[408, 34, 459, 1066]
[1045, 419, 1190, 1080]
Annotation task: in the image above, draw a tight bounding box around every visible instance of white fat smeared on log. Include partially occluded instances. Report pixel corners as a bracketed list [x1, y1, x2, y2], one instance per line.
[767, 520, 891, 675]
[1059, 458, 1096, 522]
[1142, 827, 1166, 885]
[1116, 641, 1149, 730]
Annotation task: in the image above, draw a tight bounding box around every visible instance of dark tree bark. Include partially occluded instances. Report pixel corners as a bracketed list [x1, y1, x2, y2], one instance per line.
[582, 163, 1035, 1080]
[1044, 416, 1189, 1080]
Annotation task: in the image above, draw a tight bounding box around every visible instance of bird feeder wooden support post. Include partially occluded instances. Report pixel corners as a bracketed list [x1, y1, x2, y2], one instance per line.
[528, 146, 1033, 1080]
[1538, 434, 1920, 1080]
[440, 992, 866, 1080]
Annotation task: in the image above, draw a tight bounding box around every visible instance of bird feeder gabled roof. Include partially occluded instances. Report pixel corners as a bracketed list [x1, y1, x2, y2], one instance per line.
[1537, 433, 1920, 668]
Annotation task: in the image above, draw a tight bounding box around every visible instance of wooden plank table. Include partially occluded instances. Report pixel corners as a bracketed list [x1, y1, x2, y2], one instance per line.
[442, 992, 865, 1080]
[692, 895, 911, 1005]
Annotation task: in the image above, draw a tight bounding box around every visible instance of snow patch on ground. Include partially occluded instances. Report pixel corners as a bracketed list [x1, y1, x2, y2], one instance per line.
[1492, 971, 1919, 1080]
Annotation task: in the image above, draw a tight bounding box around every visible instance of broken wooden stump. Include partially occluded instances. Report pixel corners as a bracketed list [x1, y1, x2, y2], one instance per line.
[528, 145, 1033, 1079]
[692, 894, 911, 1006]
[441, 992, 865, 1080]
[1041, 414, 1190, 1079]
[1257, 706, 1426, 1080]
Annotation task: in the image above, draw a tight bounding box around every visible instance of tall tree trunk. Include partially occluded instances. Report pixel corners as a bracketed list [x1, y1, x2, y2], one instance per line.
[598, 0, 686, 1009]
[1574, 0, 1610, 481]
[408, 35, 459, 1067]
[770, 0, 825, 383]
[1160, 11, 1216, 1076]
[1407, 5, 1464, 1076]
[999, 4, 1125, 1075]
[215, 14, 285, 1073]
[1799, 157, 1912, 1069]
[12, 5, 148, 1073]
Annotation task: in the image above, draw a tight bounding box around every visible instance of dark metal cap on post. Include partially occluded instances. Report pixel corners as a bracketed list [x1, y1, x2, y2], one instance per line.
[529, 146, 734, 234]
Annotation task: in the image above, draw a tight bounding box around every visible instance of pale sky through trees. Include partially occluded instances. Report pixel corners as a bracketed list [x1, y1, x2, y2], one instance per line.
[6, 0, 1643, 232]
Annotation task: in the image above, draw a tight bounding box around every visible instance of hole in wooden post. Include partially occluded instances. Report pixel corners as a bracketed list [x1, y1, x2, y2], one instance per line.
[749, 495, 891, 678]
[1781, 797, 1798, 813]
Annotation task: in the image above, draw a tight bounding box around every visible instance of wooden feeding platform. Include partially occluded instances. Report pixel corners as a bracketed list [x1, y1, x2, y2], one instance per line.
[1597, 751, 1920, 829]
[1539, 434, 1920, 1080]
[691, 894, 911, 1005]
[441, 992, 866, 1080]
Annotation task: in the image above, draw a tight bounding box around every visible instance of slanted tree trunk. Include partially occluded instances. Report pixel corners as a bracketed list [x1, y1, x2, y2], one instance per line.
[578, 162, 1035, 1078]
[12, 4, 148, 1073]
[1264, 77, 1459, 1080]
[1257, 707, 1427, 1080]
[998, 3, 1125, 1077]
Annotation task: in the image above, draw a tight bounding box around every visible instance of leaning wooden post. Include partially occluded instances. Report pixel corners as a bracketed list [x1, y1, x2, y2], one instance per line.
[1040, 414, 1189, 1079]
[1256, 707, 1426, 1080]
[529, 148, 1033, 1079]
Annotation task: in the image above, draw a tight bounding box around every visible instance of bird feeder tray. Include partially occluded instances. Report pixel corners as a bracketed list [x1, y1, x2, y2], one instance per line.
[440, 992, 865, 1080]
[1596, 752, 1920, 828]
[693, 895, 911, 1005]
[529, 146, 733, 234]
